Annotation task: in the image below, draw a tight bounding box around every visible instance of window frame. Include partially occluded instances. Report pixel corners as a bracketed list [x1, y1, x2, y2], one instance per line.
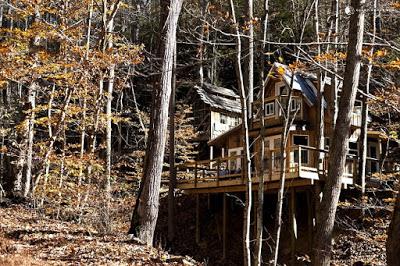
[264, 102, 275, 117]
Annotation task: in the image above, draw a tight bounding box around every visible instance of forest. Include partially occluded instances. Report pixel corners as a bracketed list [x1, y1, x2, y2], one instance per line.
[0, 0, 399, 265]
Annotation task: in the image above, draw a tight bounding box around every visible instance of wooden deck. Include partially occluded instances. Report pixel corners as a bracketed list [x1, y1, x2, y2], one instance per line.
[176, 145, 355, 194]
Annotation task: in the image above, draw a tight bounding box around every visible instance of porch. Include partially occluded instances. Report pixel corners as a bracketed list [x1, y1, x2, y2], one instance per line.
[176, 145, 356, 193]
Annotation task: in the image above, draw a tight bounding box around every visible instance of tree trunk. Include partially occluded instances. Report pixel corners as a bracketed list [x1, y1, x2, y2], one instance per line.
[23, 83, 36, 197]
[102, 0, 118, 232]
[229, 0, 252, 264]
[358, 0, 377, 194]
[167, 46, 177, 243]
[255, 2, 269, 264]
[272, 72, 297, 266]
[247, 0, 254, 120]
[386, 188, 400, 266]
[129, 0, 183, 245]
[312, 1, 366, 265]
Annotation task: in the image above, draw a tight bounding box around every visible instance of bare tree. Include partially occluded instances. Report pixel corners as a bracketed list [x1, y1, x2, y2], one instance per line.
[312, 0, 366, 265]
[358, 0, 377, 194]
[229, 0, 252, 264]
[255, 1, 270, 264]
[272, 69, 298, 266]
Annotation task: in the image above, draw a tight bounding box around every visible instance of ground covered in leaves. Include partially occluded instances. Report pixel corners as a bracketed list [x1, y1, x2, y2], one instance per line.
[0, 203, 199, 266]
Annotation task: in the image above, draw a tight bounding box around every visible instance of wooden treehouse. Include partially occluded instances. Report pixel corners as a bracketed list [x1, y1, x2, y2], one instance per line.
[178, 63, 391, 194]
[175, 63, 397, 262]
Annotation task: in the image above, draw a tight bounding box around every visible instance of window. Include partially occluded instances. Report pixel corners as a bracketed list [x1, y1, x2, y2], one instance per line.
[293, 135, 309, 165]
[264, 102, 275, 116]
[280, 86, 288, 95]
[220, 114, 227, 124]
[369, 145, 377, 158]
[290, 98, 301, 112]
[349, 142, 358, 156]
[273, 138, 282, 169]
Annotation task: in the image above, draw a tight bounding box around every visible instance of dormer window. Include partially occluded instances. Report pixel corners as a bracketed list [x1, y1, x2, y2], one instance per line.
[265, 102, 275, 116]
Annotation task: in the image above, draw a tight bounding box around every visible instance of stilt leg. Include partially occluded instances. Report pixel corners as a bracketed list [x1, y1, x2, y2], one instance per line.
[306, 189, 313, 253]
[290, 188, 297, 265]
[223, 193, 227, 260]
[196, 194, 200, 244]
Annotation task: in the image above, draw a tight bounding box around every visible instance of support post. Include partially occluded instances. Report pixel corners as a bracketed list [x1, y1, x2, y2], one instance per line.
[290, 188, 297, 263]
[269, 150, 273, 180]
[222, 193, 227, 260]
[217, 158, 220, 187]
[306, 189, 313, 252]
[194, 162, 198, 188]
[210, 145, 214, 169]
[196, 194, 200, 244]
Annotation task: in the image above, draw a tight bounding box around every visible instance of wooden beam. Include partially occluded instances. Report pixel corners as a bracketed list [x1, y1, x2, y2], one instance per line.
[222, 193, 227, 260]
[180, 178, 314, 194]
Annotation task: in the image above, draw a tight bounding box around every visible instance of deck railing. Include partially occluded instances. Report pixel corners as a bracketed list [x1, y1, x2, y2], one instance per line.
[177, 145, 357, 187]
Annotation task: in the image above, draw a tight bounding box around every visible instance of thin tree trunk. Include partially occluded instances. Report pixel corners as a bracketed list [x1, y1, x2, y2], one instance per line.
[272, 72, 297, 266]
[330, 0, 340, 128]
[247, 0, 254, 120]
[312, 1, 366, 265]
[255, 0, 269, 264]
[229, 1, 252, 264]
[128, 0, 183, 245]
[40, 85, 56, 205]
[23, 83, 36, 197]
[102, 0, 118, 231]
[358, 0, 377, 194]
[77, 0, 94, 206]
[56, 123, 66, 219]
[167, 46, 177, 243]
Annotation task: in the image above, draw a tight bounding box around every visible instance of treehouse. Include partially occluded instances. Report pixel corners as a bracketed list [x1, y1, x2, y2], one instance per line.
[177, 63, 394, 194]
[174, 63, 399, 261]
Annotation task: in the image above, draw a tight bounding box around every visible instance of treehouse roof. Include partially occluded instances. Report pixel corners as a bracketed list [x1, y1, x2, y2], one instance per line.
[194, 83, 242, 114]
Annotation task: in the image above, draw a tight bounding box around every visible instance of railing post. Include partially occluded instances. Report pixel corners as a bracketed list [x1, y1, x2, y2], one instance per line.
[194, 162, 198, 188]
[269, 150, 273, 181]
[241, 156, 245, 184]
[298, 146, 302, 173]
[217, 158, 220, 187]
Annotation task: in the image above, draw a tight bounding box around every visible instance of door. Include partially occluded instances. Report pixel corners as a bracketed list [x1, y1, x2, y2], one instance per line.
[228, 147, 242, 174]
[292, 135, 309, 166]
[265, 135, 282, 172]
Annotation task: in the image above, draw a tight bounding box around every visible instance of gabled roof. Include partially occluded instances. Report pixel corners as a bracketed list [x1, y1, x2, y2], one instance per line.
[265, 63, 320, 106]
[194, 83, 242, 114]
[202, 82, 240, 100]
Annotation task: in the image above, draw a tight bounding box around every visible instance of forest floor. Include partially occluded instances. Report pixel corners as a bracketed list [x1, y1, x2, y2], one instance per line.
[0, 173, 396, 266]
[0, 202, 199, 266]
